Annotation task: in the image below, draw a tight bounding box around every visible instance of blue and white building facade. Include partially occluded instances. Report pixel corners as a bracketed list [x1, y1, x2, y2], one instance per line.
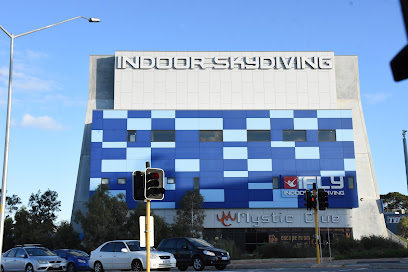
[72, 51, 387, 252]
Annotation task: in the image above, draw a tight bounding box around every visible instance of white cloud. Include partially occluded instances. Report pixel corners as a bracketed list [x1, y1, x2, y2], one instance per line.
[21, 114, 65, 131]
[363, 93, 391, 105]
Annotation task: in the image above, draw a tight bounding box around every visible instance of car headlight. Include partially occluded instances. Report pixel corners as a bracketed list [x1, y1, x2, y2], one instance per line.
[78, 259, 86, 263]
[203, 250, 215, 256]
[227, 252, 230, 256]
[150, 254, 159, 259]
[38, 260, 48, 264]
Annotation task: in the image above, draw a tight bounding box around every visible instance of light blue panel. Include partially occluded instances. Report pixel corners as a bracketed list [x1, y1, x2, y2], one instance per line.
[175, 118, 200, 130]
[248, 159, 272, 171]
[151, 202, 176, 209]
[223, 147, 248, 159]
[89, 178, 101, 190]
[344, 159, 356, 171]
[109, 190, 126, 197]
[271, 141, 295, 147]
[247, 118, 271, 130]
[272, 190, 299, 207]
[127, 147, 151, 160]
[248, 183, 273, 189]
[92, 130, 103, 142]
[102, 142, 127, 148]
[295, 147, 320, 159]
[151, 110, 175, 118]
[199, 118, 223, 130]
[341, 110, 353, 118]
[126, 160, 148, 172]
[320, 170, 345, 176]
[336, 129, 354, 141]
[270, 110, 294, 118]
[317, 110, 342, 118]
[102, 160, 127, 172]
[249, 201, 274, 208]
[223, 130, 247, 142]
[127, 118, 151, 130]
[151, 142, 176, 148]
[294, 118, 318, 129]
[103, 110, 127, 119]
[175, 159, 200, 171]
[200, 189, 224, 202]
[224, 171, 248, 177]
[164, 180, 176, 190]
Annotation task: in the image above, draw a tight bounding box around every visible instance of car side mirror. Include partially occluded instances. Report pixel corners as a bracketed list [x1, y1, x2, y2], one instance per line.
[121, 248, 129, 253]
[182, 245, 188, 250]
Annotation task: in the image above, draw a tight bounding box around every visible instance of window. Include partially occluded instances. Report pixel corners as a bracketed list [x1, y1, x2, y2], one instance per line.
[165, 239, 177, 249]
[118, 178, 126, 185]
[193, 177, 200, 190]
[319, 130, 336, 141]
[167, 177, 175, 184]
[177, 239, 188, 250]
[101, 178, 109, 185]
[16, 249, 26, 258]
[101, 243, 115, 252]
[152, 130, 175, 142]
[272, 177, 279, 189]
[6, 248, 18, 257]
[248, 130, 271, 142]
[127, 130, 136, 142]
[199, 130, 223, 142]
[348, 177, 355, 189]
[115, 242, 127, 252]
[283, 130, 307, 141]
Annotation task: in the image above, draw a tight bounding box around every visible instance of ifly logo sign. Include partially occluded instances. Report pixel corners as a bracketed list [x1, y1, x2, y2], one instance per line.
[282, 176, 346, 197]
[284, 177, 298, 189]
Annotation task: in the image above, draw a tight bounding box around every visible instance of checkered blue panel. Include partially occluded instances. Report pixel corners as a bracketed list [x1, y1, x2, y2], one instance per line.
[90, 110, 358, 209]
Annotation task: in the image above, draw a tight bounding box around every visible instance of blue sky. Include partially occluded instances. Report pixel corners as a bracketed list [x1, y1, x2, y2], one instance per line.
[0, 0, 407, 222]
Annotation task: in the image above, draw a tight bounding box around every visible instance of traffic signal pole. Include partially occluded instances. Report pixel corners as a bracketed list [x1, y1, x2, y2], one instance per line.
[313, 184, 321, 264]
[146, 199, 151, 272]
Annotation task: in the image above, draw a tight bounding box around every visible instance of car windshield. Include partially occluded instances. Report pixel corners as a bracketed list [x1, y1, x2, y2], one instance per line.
[26, 248, 55, 256]
[126, 241, 141, 251]
[187, 238, 213, 248]
[67, 250, 89, 257]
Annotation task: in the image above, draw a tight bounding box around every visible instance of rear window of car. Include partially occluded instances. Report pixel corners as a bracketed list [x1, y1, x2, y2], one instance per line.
[26, 248, 55, 256]
[5, 248, 18, 257]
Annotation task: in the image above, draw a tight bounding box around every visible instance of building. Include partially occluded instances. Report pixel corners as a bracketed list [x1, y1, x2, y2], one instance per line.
[72, 51, 387, 253]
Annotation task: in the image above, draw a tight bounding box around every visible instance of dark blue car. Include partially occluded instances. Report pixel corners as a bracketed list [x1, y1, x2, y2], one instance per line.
[52, 249, 90, 272]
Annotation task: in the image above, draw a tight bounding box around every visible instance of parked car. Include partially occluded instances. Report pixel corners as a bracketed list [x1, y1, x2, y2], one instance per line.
[156, 238, 230, 271]
[52, 249, 90, 272]
[89, 240, 176, 272]
[1, 245, 67, 272]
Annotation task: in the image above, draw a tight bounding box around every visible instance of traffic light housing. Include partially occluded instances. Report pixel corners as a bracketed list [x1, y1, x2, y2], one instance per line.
[304, 190, 317, 210]
[144, 168, 165, 200]
[318, 188, 329, 210]
[133, 171, 145, 201]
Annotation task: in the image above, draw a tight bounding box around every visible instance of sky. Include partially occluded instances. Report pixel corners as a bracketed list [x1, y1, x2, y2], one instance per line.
[0, 0, 407, 223]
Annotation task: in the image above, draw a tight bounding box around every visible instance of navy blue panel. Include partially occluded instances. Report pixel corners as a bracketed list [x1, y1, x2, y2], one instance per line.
[176, 177, 194, 190]
[199, 110, 223, 117]
[224, 177, 247, 189]
[152, 118, 175, 130]
[176, 110, 200, 118]
[246, 110, 270, 118]
[103, 130, 127, 142]
[152, 159, 175, 172]
[271, 147, 295, 159]
[93, 110, 103, 120]
[247, 142, 271, 148]
[248, 147, 272, 159]
[200, 160, 224, 172]
[307, 130, 318, 142]
[200, 171, 223, 178]
[294, 110, 317, 118]
[103, 119, 127, 130]
[272, 159, 296, 171]
[342, 141, 355, 147]
[319, 147, 344, 159]
[225, 189, 248, 202]
[102, 148, 126, 159]
[92, 119, 103, 130]
[136, 131, 151, 142]
[91, 143, 102, 158]
[127, 142, 151, 147]
[175, 172, 197, 179]
[152, 148, 176, 160]
[90, 160, 101, 178]
[176, 141, 200, 148]
[200, 142, 223, 148]
[248, 172, 273, 183]
[295, 159, 321, 171]
[202, 202, 225, 208]
[223, 118, 246, 129]
[271, 130, 283, 141]
[162, 190, 176, 202]
[200, 148, 223, 159]
[295, 142, 319, 147]
[320, 177, 332, 187]
[224, 202, 248, 208]
[223, 110, 247, 118]
[128, 111, 151, 118]
[223, 142, 247, 147]
[223, 159, 248, 171]
[176, 131, 199, 142]
[200, 176, 224, 189]
[319, 141, 343, 147]
[175, 148, 199, 159]
[320, 159, 344, 170]
[318, 118, 342, 129]
[249, 190, 273, 201]
[270, 118, 293, 130]
[341, 118, 353, 129]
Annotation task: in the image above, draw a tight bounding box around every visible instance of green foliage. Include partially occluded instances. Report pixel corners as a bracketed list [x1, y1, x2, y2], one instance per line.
[380, 192, 408, 211]
[398, 217, 408, 239]
[29, 189, 61, 224]
[53, 221, 81, 249]
[6, 194, 21, 215]
[3, 217, 14, 251]
[211, 239, 242, 260]
[254, 243, 315, 258]
[334, 248, 408, 260]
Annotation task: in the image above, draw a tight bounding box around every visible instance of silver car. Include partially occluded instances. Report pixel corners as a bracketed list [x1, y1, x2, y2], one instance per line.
[1, 246, 67, 272]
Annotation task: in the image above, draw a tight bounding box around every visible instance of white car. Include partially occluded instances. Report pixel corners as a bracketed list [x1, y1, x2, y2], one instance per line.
[89, 240, 176, 272]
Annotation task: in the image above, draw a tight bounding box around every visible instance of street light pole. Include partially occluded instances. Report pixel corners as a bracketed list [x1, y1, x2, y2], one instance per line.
[403, 130, 408, 193]
[0, 16, 100, 258]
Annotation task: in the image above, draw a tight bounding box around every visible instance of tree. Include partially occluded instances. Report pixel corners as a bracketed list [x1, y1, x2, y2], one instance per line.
[6, 194, 21, 215]
[398, 216, 408, 238]
[172, 190, 205, 237]
[380, 192, 408, 211]
[3, 217, 14, 251]
[53, 221, 81, 249]
[13, 207, 33, 245]
[74, 185, 129, 251]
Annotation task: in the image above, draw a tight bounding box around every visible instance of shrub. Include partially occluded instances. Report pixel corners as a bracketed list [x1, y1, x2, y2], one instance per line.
[211, 239, 242, 260]
[254, 243, 315, 258]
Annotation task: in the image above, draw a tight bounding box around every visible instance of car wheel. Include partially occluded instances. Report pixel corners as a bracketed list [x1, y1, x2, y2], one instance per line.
[1, 265, 5, 272]
[193, 256, 205, 271]
[215, 265, 226, 270]
[25, 264, 33, 272]
[177, 266, 188, 271]
[131, 260, 143, 271]
[94, 262, 104, 272]
[67, 263, 76, 272]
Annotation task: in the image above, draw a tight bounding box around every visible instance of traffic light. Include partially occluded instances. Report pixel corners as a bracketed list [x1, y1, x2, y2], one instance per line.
[144, 168, 165, 200]
[304, 190, 317, 210]
[133, 171, 145, 201]
[318, 188, 329, 210]
[391, 0, 408, 81]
